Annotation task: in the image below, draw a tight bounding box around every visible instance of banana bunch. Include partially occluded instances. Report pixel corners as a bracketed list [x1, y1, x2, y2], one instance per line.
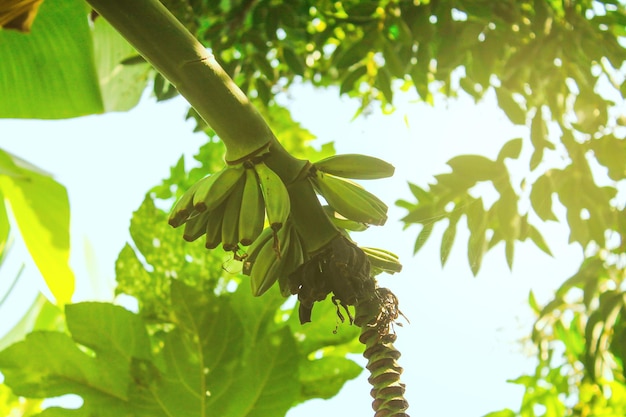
[168, 160, 291, 252]
[310, 153, 393, 227]
[242, 220, 305, 297]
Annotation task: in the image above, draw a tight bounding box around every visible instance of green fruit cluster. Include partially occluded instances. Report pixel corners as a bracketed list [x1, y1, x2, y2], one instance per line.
[168, 159, 290, 252]
[169, 152, 402, 299]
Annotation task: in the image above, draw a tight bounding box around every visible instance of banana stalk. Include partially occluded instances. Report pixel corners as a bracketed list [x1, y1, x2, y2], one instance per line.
[88, 0, 341, 255]
[355, 289, 410, 417]
[86, 4, 410, 417]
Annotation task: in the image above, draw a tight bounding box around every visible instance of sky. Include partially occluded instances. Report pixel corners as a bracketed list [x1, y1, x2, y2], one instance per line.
[0, 83, 583, 416]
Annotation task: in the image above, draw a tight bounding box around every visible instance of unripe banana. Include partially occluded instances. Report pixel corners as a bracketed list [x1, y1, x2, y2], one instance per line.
[278, 226, 304, 297]
[312, 170, 388, 226]
[169, 178, 207, 227]
[361, 246, 403, 274]
[322, 205, 369, 232]
[239, 167, 266, 246]
[253, 161, 290, 231]
[205, 201, 227, 249]
[183, 211, 211, 242]
[313, 153, 395, 179]
[249, 223, 291, 296]
[221, 174, 246, 251]
[193, 164, 244, 212]
[242, 226, 274, 275]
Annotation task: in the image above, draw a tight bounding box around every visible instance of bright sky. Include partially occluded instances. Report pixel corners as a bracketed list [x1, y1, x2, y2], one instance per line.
[0, 84, 582, 416]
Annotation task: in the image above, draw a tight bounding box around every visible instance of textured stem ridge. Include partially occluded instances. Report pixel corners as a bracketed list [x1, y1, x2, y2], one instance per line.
[355, 288, 410, 417]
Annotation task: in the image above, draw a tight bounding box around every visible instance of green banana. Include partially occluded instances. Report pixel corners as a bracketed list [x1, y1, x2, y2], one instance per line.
[182, 210, 211, 242]
[168, 178, 207, 227]
[249, 223, 291, 296]
[312, 170, 388, 226]
[239, 167, 266, 246]
[277, 226, 304, 297]
[205, 201, 227, 249]
[221, 174, 246, 251]
[193, 164, 244, 212]
[322, 205, 369, 232]
[313, 153, 395, 179]
[361, 246, 403, 274]
[253, 161, 290, 231]
[242, 226, 274, 275]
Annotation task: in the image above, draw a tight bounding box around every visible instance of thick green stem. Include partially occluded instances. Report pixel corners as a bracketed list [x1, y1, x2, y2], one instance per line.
[86, 0, 340, 251]
[87, 0, 271, 162]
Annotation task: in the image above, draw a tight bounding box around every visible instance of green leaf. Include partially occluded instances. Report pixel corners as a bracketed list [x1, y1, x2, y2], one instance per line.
[505, 240, 514, 270]
[0, 294, 62, 352]
[283, 47, 305, 76]
[0, 303, 145, 403]
[447, 154, 499, 182]
[0, 149, 28, 179]
[0, 164, 74, 304]
[440, 211, 461, 267]
[287, 294, 361, 356]
[0, 190, 9, 258]
[584, 291, 626, 381]
[413, 222, 434, 254]
[466, 199, 487, 275]
[376, 67, 394, 103]
[334, 38, 371, 69]
[92, 16, 151, 112]
[590, 134, 626, 181]
[382, 37, 406, 78]
[299, 356, 362, 401]
[340, 65, 367, 96]
[0, 0, 103, 118]
[482, 409, 516, 417]
[527, 225, 553, 257]
[496, 138, 523, 162]
[530, 174, 557, 222]
[495, 87, 526, 125]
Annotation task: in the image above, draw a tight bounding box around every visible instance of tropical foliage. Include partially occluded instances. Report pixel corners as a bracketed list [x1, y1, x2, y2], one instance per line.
[1, 0, 625, 416]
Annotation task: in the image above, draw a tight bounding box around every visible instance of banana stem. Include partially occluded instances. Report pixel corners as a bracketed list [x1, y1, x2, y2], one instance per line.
[85, 0, 340, 252]
[86, 0, 271, 163]
[355, 289, 410, 417]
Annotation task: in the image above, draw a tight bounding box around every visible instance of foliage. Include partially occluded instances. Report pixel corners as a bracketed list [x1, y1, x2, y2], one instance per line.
[0, 149, 74, 304]
[0, 0, 150, 118]
[1, 0, 626, 416]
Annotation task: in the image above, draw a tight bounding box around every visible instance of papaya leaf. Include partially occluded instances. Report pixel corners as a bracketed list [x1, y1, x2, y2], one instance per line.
[447, 155, 499, 182]
[0, 288, 303, 417]
[440, 211, 461, 267]
[298, 356, 362, 401]
[413, 222, 434, 255]
[0, 303, 148, 410]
